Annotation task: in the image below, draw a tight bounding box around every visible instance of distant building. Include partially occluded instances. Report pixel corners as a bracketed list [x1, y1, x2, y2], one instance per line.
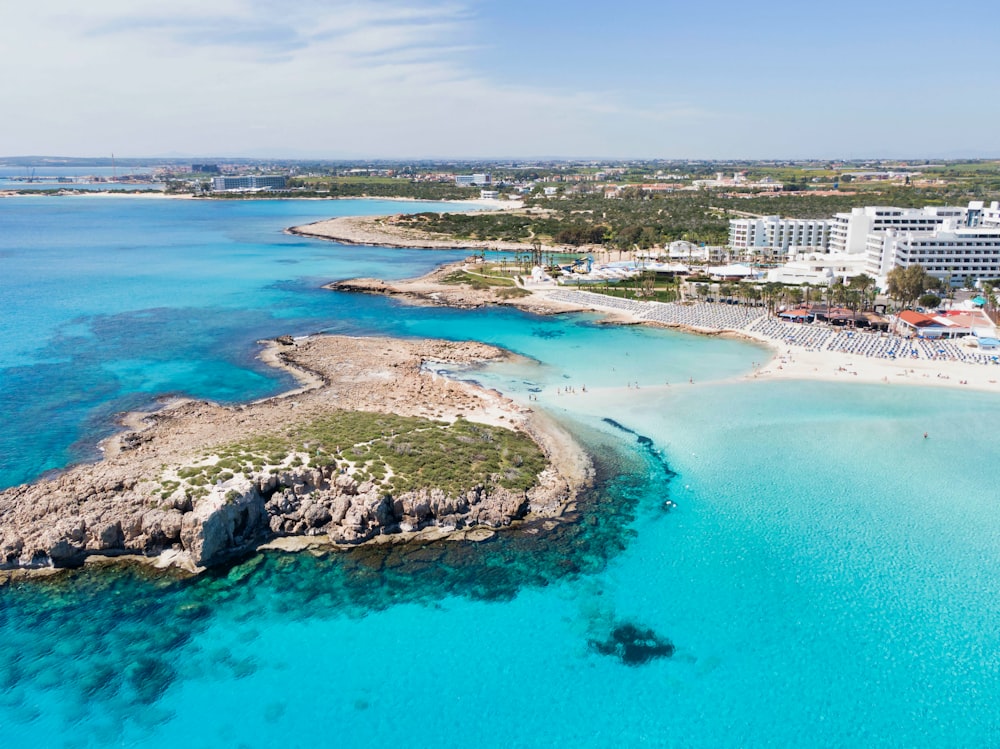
[693, 172, 782, 190]
[192, 164, 220, 174]
[211, 175, 287, 192]
[479, 189, 499, 199]
[455, 174, 491, 187]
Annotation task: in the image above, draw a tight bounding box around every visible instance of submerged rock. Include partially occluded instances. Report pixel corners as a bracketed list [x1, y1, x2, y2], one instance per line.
[589, 623, 675, 666]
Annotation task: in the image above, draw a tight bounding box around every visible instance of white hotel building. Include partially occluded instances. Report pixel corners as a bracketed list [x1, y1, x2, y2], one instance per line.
[728, 216, 831, 259]
[827, 205, 970, 254]
[865, 222, 1000, 284]
[729, 201, 1000, 287]
[851, 201, 1000, 284]
[969, 200, 1000, 228]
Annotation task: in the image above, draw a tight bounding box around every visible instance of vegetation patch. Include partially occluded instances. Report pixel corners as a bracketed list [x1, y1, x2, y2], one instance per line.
[160, 412, 546, 500]
[495, 287, 531, 299]
[441, 270, 517, 288]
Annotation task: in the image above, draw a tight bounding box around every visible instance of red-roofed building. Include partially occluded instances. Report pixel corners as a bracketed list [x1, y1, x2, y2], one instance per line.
[896, 309, 995, 338]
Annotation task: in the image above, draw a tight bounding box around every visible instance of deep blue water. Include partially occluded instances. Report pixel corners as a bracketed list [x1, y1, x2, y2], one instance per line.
[0, 197, 469, 486]
[2, 197, 1000, 747]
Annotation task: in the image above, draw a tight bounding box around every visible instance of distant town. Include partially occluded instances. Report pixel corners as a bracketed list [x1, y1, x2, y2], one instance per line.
[3, 156, 999, 300]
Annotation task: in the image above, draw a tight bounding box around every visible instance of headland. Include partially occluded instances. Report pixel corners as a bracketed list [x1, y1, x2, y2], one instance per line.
[288, 209, 535, 251]
[0, 335, 592, 580]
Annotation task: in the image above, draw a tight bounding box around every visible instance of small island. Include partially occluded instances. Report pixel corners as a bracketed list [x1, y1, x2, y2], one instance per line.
[0, 335, 592, 578]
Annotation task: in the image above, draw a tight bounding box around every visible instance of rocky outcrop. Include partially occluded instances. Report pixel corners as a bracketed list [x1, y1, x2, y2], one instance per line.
[0, 335, 590, 575]
[0, 460, 543, 570]
[324, 264, 570, 315]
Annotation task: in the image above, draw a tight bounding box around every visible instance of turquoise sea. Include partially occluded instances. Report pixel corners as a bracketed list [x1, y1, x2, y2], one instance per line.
[2, 197, 1000, 747]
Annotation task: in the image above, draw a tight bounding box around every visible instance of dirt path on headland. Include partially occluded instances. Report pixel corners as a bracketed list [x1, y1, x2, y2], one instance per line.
[289, 213, 543, 251]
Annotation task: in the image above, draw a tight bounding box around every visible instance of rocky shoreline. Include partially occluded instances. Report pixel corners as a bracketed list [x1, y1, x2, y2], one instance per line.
[288, 213, 545, 252]
[0, 336, 592, 580]
[325, 260, 587, 316]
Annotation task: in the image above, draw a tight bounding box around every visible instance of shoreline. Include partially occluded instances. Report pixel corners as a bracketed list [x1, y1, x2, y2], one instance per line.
[525, 290, 1000, 394]
[321, 257, 1000, 395]
[0, 190, 519, 211]
[289, 210, 544, 252]
[7, 212, 1000, 577]
[1, 335, 593, 581]
[325, 259, 588, 316]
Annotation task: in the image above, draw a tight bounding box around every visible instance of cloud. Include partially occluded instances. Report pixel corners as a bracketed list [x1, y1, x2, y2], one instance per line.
[76, 0, 472, 62]
[0, 1, 703, 157]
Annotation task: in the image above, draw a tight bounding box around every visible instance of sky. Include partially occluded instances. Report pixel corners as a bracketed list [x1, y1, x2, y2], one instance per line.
[1, 0, 999, 160]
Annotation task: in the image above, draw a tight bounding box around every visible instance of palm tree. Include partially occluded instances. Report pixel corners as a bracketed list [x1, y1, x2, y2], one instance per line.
[831, 280, 848, 310]
[762, 282, 782, 316]
[848, 274, 875, 311]
[736, 281, 751, 307]
[802, 282, 814, 306]
[939, 272, 954, 307]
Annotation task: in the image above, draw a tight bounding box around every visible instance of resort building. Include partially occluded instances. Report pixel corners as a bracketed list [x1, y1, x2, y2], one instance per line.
[894, 309, 997, 340]
[455, 174, 491, 187]
[969, 200, 1000, 228]
[728, 216, 831, 260]
[211, 175, 287, 192]
[729, 201, 1000, 287]
[692, 172, 782, 190]
[828, 205, 970, 254]
[765, 252, 869, 286]
[865, 223, 1000, 285]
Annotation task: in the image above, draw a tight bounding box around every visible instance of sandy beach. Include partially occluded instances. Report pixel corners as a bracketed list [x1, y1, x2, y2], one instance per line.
[742, 339, 1000, 392]
[529, 289, 1000, 394]
[289, 204, 547, 251]
[0, 190, 521, 208]
[310, 246, 1000, 395]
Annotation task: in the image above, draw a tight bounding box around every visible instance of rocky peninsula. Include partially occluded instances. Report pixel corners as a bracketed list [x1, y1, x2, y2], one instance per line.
[288, 212, 540, 252]
[325, 259, 586, 316]
[0, 336, 592, 579]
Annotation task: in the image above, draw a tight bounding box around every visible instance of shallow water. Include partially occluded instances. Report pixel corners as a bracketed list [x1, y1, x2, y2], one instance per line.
[2, 197, 1000, 747]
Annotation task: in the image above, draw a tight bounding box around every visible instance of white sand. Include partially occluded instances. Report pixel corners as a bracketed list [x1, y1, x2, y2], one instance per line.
[743, 337, 1000, 393]
[529, 290, 1000, 394]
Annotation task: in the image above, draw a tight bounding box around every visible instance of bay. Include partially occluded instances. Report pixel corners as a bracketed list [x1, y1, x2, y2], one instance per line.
[1, 196, 999, 747]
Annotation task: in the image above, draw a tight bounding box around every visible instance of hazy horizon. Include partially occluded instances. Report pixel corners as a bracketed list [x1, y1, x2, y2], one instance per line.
[4, 152, 999, 164]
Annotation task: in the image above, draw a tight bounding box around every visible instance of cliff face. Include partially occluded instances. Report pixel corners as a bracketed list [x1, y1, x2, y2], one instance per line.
[190, 464, 537, 566]
[1, 335, 588, 574]
[0, 461, 540, 570]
